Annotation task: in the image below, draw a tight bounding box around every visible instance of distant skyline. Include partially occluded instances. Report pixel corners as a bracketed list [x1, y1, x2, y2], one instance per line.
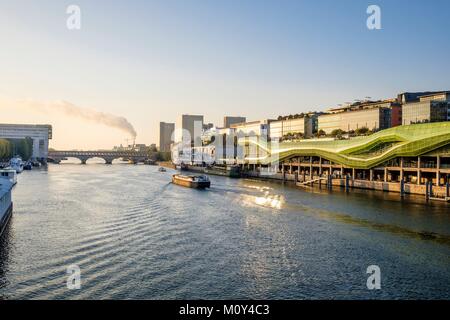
[1, 0, 449, 149]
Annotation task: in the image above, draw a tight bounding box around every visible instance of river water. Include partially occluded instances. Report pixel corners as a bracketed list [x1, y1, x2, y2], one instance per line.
[0, 162, 449, 299]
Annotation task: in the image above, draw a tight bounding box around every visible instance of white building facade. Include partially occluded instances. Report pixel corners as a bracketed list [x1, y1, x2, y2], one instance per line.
[0, 124, 52, 160]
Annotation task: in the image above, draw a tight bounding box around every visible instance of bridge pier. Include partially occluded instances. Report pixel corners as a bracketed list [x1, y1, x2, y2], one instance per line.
[103, 157, 114, 165]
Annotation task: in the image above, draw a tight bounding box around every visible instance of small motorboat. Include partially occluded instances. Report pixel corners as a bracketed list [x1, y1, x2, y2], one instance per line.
[158, 167, 167, 172]
[172, 174, 210, 189]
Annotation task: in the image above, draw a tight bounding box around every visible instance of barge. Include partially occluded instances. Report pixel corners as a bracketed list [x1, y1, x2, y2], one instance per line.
[172, 174, 211, 189]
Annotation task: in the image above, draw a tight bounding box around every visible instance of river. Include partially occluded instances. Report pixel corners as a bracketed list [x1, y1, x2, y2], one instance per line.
[0, 162, 449, 299]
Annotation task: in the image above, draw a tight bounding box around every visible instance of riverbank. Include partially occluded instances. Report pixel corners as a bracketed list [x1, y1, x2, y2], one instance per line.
[179, 164, 450, 203]
[157, 161, 176, 169]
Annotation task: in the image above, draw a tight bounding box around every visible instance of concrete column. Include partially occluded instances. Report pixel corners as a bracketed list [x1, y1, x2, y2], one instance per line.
[437, 156, 440, 186]
[309, 157, 313, 179]
[319, 157, 322, 175]
[370, 169, 374, 181]
[352, 168, 355, 180]
[384, 168, 387, 182]
[400, 157, 404, 182]
[289, 164, 292, 174]
[417, 156, 421, 185]
[340, 166, 344, 178]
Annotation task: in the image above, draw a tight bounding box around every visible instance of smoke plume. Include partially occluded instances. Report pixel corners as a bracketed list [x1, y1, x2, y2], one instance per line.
[17, 99, 137, 138]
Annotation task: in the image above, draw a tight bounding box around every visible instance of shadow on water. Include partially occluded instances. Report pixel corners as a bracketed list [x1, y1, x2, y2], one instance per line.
[160, 182, 173, 193]
[0, 218, 13, 299]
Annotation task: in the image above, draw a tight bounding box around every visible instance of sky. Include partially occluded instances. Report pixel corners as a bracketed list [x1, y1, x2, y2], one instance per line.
[0, 0, 449, 150]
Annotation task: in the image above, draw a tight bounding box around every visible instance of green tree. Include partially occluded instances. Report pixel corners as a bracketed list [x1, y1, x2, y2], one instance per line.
[0, 139, 12, 159]
[355, 127, 369, 136]
[317, 129, 326, 137]
[8, 138, 33, 160]
[331, 129, 345, 138]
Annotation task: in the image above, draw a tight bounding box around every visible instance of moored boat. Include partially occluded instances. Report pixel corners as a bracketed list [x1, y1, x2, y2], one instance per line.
[24, 161, 33, 170]
[172, 174, 210, 189]
[9, 156, 23, 174]
[0, 180, 13, 237]
[158, 167, 167, 172]
[0, 169, 18, 185]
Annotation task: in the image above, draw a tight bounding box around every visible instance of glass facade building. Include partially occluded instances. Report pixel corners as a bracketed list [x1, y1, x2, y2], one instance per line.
[402, 101, 450, 125]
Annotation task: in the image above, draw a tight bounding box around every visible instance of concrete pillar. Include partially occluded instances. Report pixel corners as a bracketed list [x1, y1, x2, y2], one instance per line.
[352, 168, 355, 180]
[400, 157, 404, 182]
[384, 168, 387, 182]
[340, 166, 344, 178]
[319, 157, 322, 175]
[370, 169, 374, 181]
[437, 156, 440, 186]
[310, 157, 313, 179]
[289, 164, 292, 174]
[417, 156, 421, 185]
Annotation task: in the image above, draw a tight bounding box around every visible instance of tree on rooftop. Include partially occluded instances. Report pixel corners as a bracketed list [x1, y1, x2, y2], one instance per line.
[355, 127, 370, 136]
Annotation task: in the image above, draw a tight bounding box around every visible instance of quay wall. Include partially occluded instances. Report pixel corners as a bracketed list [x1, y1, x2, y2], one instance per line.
[244, 171, 449, 198]
[177, 164, 449, 199]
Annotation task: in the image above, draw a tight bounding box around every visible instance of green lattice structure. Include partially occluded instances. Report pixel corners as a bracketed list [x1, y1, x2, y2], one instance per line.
[243, 122, 450, 169]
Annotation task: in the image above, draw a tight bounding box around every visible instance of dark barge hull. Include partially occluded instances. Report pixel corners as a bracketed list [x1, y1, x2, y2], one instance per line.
[0, 202, 13, 238]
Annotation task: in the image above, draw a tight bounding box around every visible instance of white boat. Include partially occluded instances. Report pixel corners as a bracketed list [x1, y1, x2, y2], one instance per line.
[0, 180, 13, 237]
[9, 156, 24, 174]
[0, 169, 17, 185]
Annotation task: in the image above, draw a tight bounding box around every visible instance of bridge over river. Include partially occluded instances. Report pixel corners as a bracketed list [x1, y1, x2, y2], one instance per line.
[48, 150, 154, 164]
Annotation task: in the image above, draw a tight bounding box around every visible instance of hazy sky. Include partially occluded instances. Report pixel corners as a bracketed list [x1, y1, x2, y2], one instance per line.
[1, 0, 449, 149]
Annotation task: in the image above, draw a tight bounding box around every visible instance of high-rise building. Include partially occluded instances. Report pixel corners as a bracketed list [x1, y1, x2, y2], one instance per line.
[159, 122, 175, 152]
[224, 116, 246, 128]
[176, 115, 204, 145]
